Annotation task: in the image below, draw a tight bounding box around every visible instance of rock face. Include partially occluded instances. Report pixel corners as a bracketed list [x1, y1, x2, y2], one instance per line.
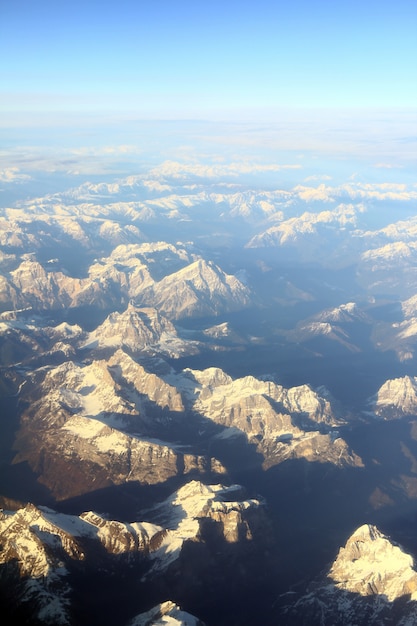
[0, 481, 263, 625]
[0, 503, 89, 626]
[282, 524, 417, 625]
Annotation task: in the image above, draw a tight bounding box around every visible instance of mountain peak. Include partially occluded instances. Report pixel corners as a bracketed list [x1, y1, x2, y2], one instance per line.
[128, 601, 205, 626]
[373, 375, 417, 418]
[329, 524, 417, 602]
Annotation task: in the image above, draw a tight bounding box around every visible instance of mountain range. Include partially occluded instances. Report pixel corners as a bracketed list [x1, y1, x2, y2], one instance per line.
[2, 160, 417, 625]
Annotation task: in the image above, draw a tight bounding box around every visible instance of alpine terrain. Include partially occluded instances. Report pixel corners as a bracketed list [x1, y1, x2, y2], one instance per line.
[2, 155, 417, 626]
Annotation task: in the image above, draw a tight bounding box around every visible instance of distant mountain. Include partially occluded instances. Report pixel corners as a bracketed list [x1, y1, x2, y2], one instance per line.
[281, 302, 372, 353]
[370, 294, 417, 362]
[245, 205, 363, 266]
[82, 304, 199, 357]
[0, 212, 147, 252]
[0, 244, 251, 321]
[138, 259, 252, 320]
[312, 302, 370, 324]
[357, 241, 417, 298]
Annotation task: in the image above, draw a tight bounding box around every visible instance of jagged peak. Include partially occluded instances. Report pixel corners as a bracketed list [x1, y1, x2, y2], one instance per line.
[329, 523, 417, 602]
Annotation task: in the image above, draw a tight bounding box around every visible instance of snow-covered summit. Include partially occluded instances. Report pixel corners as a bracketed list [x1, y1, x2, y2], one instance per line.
[0, 480, 264, 623]
[313, 302, 369, 324]
[128, 601, 205, 626]
[82, 304, 195, 357]
[283, 523, 417, 625]
[140, 258, 252, 320]
[330, 524, 417, 602]
[371, 375, 417, 419]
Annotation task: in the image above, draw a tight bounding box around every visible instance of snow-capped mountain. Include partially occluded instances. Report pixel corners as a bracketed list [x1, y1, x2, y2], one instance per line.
[138, 259, 252, 320]
[141, 481, 263, 574]
[245, 205, 364, 266]
[0, 481, 263, 625]
[370, 294, 417, 362]
[82, 304, 199, 357]
[357, 241, 417, 298]
[370, 375, 417, 419]
[282, 524, 417, 625]
[3, 155, 417, 626]
[329, 524, 417, 600]
[0, 243, 252, 321]
[128, 601, 205, 626]
[13, 353, 226, 500]
[280, 302, 372, 353]
[170, 367, 360, 469]
[10, 347, 360, 504]
[284, 321, 361, 352]
[312, 302, 370, 324]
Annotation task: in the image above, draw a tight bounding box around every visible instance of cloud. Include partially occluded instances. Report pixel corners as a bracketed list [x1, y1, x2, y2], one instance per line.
[293, 182, 417, 203]
[0, 167, 31, 183]
[304, 174, 333, 182]
[149, 160, 302, 180]
[0, 145, 143, 177]
[294, 184, 334, 202]
[71, 145, 140, 157]
[341, 183, 417, 202]
[374, 163, 403, 169]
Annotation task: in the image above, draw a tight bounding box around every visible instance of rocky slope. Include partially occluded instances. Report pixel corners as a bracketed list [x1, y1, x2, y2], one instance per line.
[137, 259, 252, 320]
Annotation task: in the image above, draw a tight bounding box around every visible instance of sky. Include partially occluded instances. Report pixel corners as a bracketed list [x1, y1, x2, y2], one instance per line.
[1, 0, 416, 122]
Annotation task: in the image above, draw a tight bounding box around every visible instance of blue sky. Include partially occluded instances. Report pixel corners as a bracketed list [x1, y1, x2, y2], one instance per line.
[1, 0, 416, 122]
